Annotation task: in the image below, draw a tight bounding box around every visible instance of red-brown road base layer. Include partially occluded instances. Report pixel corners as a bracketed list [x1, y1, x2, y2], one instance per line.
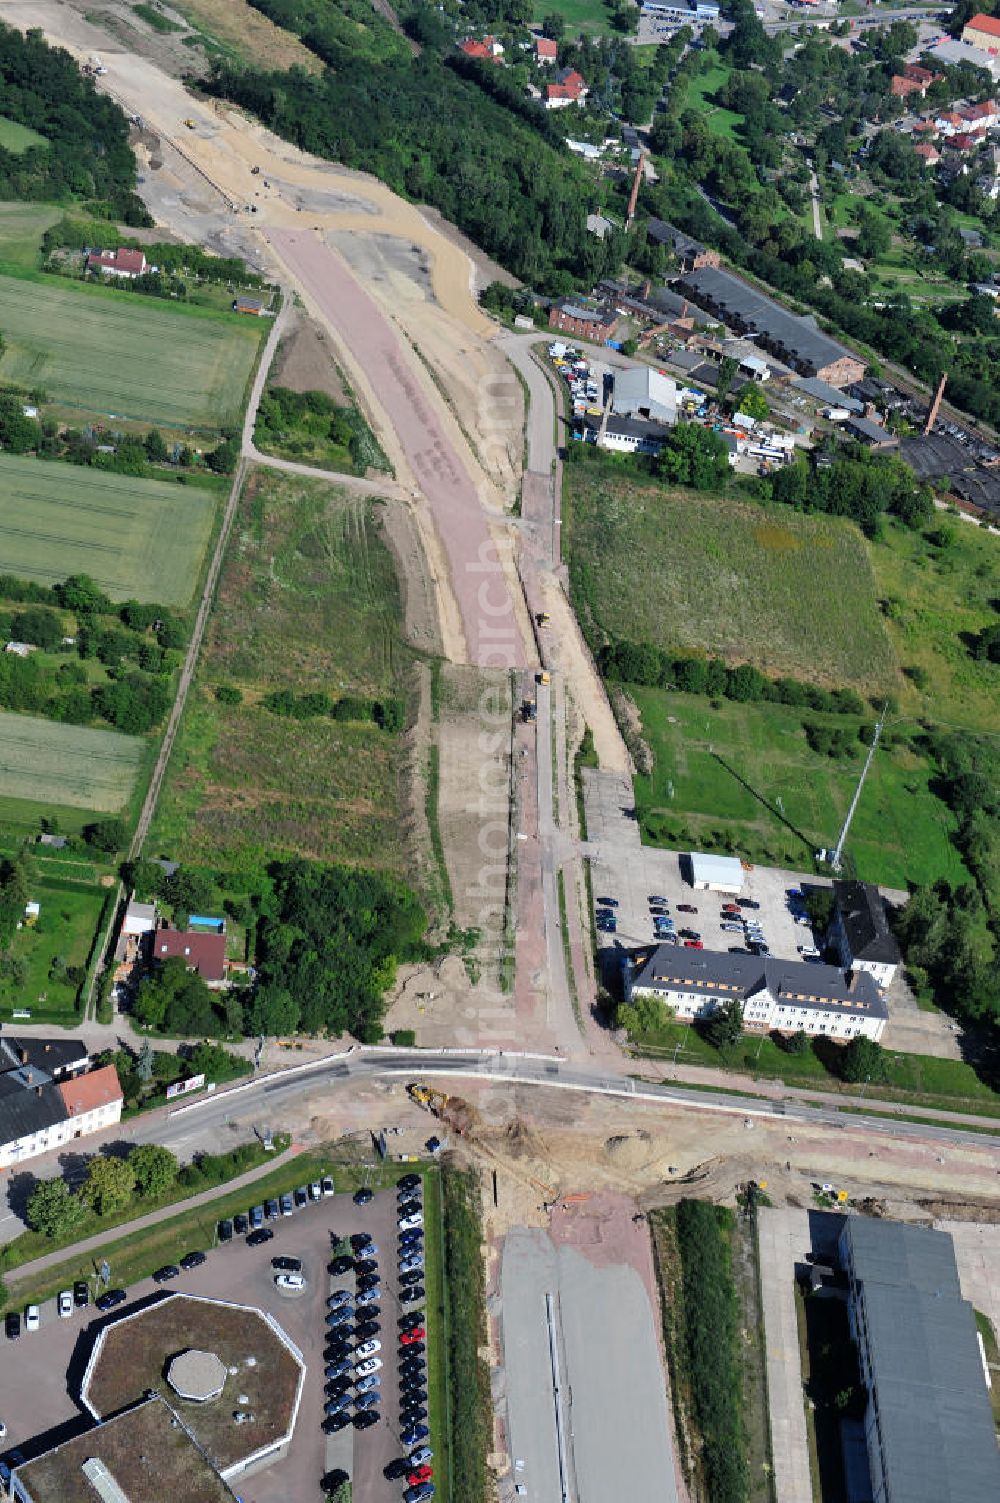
[268, 228, 527, 669]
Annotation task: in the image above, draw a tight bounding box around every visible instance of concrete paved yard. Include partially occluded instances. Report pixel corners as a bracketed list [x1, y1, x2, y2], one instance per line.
[1, 1183, 428, 1503]
[500, 1226, 678, 1503]
[757, 1207, 813, 1503]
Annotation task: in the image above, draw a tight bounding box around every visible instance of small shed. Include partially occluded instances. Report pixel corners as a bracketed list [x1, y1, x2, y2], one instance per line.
[688, 852, 743, 893]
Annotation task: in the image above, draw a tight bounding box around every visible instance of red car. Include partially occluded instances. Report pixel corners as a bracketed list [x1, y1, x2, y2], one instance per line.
[683, 939, 704, 949]
[401, 1327, 426, 1345]
[721, 903, 740, 914]
[408, 1466, 434, 1485]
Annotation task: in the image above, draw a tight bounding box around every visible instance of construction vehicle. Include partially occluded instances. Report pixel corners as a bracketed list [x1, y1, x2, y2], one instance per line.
[183, 118, 197, 129]
[536, 670, 550, 686]
[535, 612, 551, 628]
[521, 699, 537, 723]
[250, 165, 261, 175]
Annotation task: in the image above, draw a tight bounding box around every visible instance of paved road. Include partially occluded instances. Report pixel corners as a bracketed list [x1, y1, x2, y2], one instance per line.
[501, 1227, 678, 1503]
[757, 1208, 813, 1503]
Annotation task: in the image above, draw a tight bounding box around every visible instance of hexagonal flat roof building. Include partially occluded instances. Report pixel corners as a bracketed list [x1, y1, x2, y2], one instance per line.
[80, 1294, 305, 1482]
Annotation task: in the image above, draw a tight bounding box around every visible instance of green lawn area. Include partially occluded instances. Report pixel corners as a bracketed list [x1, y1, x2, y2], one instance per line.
[0, 453, 219, 605]
[0, 271, 263, 430]
[868, 518, 1000, 734]
[680, 55, 741, 138]
[0, 709, 144, 814]
[627, 1012, 1000, 1117]
[0, 871, 110, 1024]
[631, 688, 965, 889]
[0, 118, 47, 154]
[565, 464, 897, 694]
[0, 201, 61, 268]
[150, 466, 411, 875]
[530, 0, 611, 34]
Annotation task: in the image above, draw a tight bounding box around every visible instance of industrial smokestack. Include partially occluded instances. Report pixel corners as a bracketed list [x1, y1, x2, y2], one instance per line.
[924, 372, 947, 435]
[626, 152, 645, 228]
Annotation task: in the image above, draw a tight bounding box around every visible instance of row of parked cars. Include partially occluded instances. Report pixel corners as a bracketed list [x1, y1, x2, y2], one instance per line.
[219, 1174, 336, 1247]
[718, 901, 769, 955]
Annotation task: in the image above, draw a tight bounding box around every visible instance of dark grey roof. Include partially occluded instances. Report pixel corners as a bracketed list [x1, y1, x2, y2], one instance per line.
[950, 470, 1000, 514]
[844, 415, 897, 446]
[0, 1070, 67, 1144]
[676, 266, 862, 376]
[556, 301, 615, 325]
[899, 431, 977, 480]
[0, 1036, 88, 1079]
[580, 413, 672, 443]
[646, 218, 705, 257]
[631, 945, 887, 1017]
[839, 1219, 1000, 1503]
[646, 285, 690, 318]
[793, 377, 865, 414]
[833, 880, 901, 965]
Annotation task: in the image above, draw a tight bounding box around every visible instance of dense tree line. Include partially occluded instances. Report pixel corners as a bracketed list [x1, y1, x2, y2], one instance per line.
[673, 1200, 748, 1503]
[0, 25, 149, 223]
[256, 386, 390, 475]
[262, 687, 405, 730]
[206, 37, 605, 288]
[598, 639, 869, 716]
[770, 450, 934, 538]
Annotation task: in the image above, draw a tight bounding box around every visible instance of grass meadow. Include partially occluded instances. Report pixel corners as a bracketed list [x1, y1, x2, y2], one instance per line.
[0, 118, 47, 154]
[151, 467, 410, 873]
[869, 517, 1000, 733]
[0, 871, 109, 1024]
[0, 272, 262, 429]
[0, 710, 143, 813]
[631, 689, 965, 889]
[530, 0, 613, 34]
[0, 453, 218, 604]
[0, 202, 61, 268]
[565, 468, 897, 693]
[681, 56, 741, 139]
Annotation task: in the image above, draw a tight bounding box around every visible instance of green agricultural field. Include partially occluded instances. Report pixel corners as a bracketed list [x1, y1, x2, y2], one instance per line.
[0, 201, 61, 267]
[868, 518, 1000, 733]
[0, 118, 47, 154]
[151, 466, 410, 873]
[0, 273, 262, 429]
[0, 453, 217, 604]
[0, 710, 143, 813]
[631, 688, 965, 889]
[565, 466, 897, 693]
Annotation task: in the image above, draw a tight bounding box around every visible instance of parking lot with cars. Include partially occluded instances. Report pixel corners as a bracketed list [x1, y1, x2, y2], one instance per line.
[1, 1170, 437, 1503]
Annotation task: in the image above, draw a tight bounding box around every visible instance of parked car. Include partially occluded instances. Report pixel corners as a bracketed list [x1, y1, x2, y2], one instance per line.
[410, 1447, 433, 1466]
[330, 1255, 354, 1276]
[399, 1256, 424, 1274]
[274, 1256, 303, 1273]
[720, 922, 743, 933]
[218, 1218, 234, 1243]
[647, 895, 667, 905]
[152, 1265, 180, 1284]
[309, 1181, 323, 1202]
[399, 1286, 425, 1304]
[276, 1273, 305, 1291]
[356, 1322, 381, 1342]
[233, 1213, 248, 1236]
[328, 1288, 352, 1306]
[264, 1199, 280, 1221]
[323, 1413, 352, 1434]
[798, 945, 820, 959]
[402, 1423, 430, 1446]
[294, 1186, 309, 1208]
[354, 1410, 379, 1430]
[353, 1188, 374, 1206]
[404, 1479, 435, 1501]
[356, 1339, 381, 1358]
[5, 1313, 20, 1340]
[679, 929, 700, 941]
[180, 1250, 206, 1271]
[73, 1282, 89, 1309]
[321, 1175, 335, 1197]
[401, 1341, 425, 1358]
[247, 1228, 274, 1247]
[683, 940, 703, 949]
[677, 904, 698, 913]
[400, 1312, 424, 1331]
[356, 1374, 382, 1394]
[596, 896, 619, 907]
[398, 1174, 421, 1192]
[326, 1394, 353, 1415]
[57, 1290, 73, 1318]
[737, 898, 759, 909]
[325, 1360, 352, 1380]
[327, 1310, 354, 1327]
[400, 1327, 426, 1346]
[355, 1357, 383, 1377]
[279, 1193, 294, 1217]
[249, 1205, 264, 1229]
[721, 903, 740, 914]
[355, 1392, 380, 1410]
[96, 1289, 127, 1311]
[399, 1214, 423, 1231]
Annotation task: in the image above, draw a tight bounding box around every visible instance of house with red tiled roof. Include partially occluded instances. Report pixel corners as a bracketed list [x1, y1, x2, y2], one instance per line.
[535, 35, 558, 63]
[891, 74, 924, 99]
[962, 11, 1000, 52]
[87, 247, 148, 279]
[545, 67, 588, 108]
[459, 34, 504, 61]
[154, 927, 228, 984]
[961, 98, 1000, 128]
[58, 1065, 124, 1126]
[914, 142, 941, 164]
[935, 110, 966, 136]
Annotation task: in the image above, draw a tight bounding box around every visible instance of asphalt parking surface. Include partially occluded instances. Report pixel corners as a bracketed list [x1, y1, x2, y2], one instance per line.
[500, 1227, 678, 1503]
[1, 1178, 430, 1503]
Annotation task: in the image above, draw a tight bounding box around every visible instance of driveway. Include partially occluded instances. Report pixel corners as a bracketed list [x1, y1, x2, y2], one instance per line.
[500, 1226, 678, 1503]
[1, 1182, 427, 1503]
[757, 1207, 812, 1503]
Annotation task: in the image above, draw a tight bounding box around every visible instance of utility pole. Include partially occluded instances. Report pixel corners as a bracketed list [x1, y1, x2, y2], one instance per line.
[830, 703, 887, 872]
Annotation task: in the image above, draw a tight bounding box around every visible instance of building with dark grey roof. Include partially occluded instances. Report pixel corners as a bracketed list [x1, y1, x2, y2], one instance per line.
[793, 376, 865, 415]
[839, 1218, 1000, 1503]
[0, 1038, 120, 1171]
[627, 945, 887, 1039]
[675, 266, 866, 387]
[646, 219, 720, 272]
[829, 880, 900, 987]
